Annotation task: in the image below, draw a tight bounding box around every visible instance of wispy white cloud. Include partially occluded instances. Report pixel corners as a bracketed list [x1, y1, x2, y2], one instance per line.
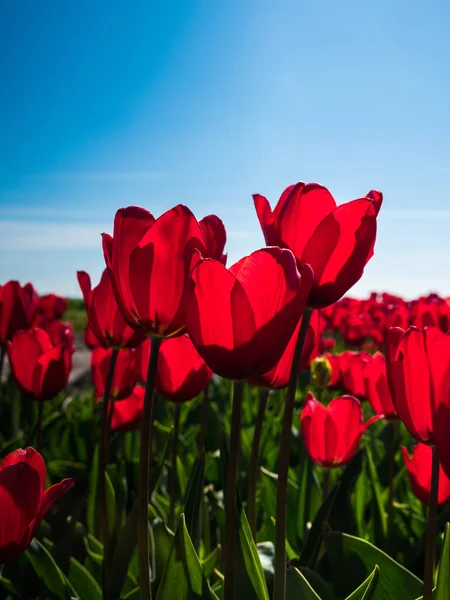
[382, 209, 450, 219]
[0, 220, 107, 251]
[46, 171, 167, 181]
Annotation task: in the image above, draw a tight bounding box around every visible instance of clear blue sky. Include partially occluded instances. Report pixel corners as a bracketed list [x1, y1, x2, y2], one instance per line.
[1, 0, 450, 299]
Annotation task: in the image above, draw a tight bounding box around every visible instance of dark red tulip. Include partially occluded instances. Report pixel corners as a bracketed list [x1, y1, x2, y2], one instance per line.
[77, 269, 145, 349]
[402, 444, 450, 505]
[37, 294, 67, 319]
[253, 183, 382, 308]
[199, 214, 227, 265]
[102, 205, 226, 338]
[364, 352, 397, 418]
[184, 247, 313, 380]
[33, 316, 75, 354]
[110, 386, 145, 432]
[248, 310, 319, 389]
[386, 327, 450, 444]
[8, 328, 72, 401]
[0, 281, 35, 347]
[91, 347, 138, 401]
[0, 447, 74, 564]
[300, 392, 380, 468]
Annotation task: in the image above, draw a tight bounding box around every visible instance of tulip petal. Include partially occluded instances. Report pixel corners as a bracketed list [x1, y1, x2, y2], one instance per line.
[199, 215, 227, 262]
[253, 194, 282, 246]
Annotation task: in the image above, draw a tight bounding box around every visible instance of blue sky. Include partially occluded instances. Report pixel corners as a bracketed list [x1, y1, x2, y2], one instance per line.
[1, 0, 450, 298]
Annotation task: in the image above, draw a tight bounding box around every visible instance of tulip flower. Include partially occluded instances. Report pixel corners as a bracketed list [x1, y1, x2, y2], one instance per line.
[342, 352, 372, 399]
[184, 247, 313, 380]
[91, 347, 138, 401]
[0, 447, 74, 564]
[253, 183, 382, 307]
[37, 294, 67, 319]
[77, 269, 145, 349]
[102, 205, 226, 338]
[33, 316, 75, 353]
[386, 326, 450, 444]
[300, 392, 380, 468]
[364, 352, 397, 418]
[8, 328, 72, 401]
[402, 444, 450, 505]
[0, 281, 35, 347]
[325, 350, 356, 388]
[248, 310, 319, 389]
[110, 386, 145, 432]
[84, 323, 100, 349]
[139, 335, 213, 403]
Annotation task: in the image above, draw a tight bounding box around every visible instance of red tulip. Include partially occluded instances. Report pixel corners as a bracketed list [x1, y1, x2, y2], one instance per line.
[33, 316, 75, 354]
[84, 323, 100, 350]
[37, 294, 67, 319]
[0, 447, 74, 564]
[199, 214, 227, 265]
[77, 269, 145, 349]
[325, 350, 355, 388]
[91, 347, 138, 401]
[248, 310, 319, 389]
[8, 328, 72, 401]
[342, 352, 372, 399]
[184, 247, 313, 380]
[110, 386, 145, 432]
[386, 327, 450, 444]
[253, 183, 382, 308]
[102, 205, 226, 338]
[139, 335, 213, 402]
[0, 281, 35, 347]
[402, 444, 450, 505]
[300, 392, 380, 468]
[364, 352, 397, 418]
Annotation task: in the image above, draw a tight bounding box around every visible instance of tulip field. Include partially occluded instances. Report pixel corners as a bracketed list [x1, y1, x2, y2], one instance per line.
[2, 183, 450, 600]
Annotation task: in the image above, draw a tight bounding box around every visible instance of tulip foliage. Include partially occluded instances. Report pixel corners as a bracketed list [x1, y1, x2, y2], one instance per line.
[2, 185, 450, 600]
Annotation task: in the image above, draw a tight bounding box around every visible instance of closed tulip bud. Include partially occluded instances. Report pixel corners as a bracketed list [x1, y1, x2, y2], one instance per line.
[0, 447, 74, 564]
[310, 356, 332, 389]
[301, 392, 381, 468]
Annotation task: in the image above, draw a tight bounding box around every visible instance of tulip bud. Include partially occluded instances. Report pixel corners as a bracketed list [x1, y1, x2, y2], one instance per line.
[310, 355, 332, 389]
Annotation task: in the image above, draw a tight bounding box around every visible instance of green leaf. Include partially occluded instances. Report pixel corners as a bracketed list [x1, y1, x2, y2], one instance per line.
[435, 522, 450, 600]
[299, 485, 338, 569]
[69, 557, 102, 600]
[365, 445, 388, 540]
[201, 546, 222, 579]
[286, 568, 321, 599]
[325, 531, 423, 599]
[25, 538, 69, 599]
[345, 565, 380, 600]
[220, 433, 270, 600]
[183, 452, 206, 549]
[155, 514, 213, 599]
[87, 445, 116, 536]
[107, 501, 139, 600]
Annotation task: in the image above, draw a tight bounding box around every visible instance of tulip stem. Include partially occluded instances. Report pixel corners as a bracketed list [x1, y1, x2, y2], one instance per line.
[168, 403, 181, 529]
[199, 383, 210, 453]
[322, 468, 330, 501]
[97, 347, 118, 595]
[224, 380, 244, 600]
[138, 337, 161, 600]
[248, 387, 269, 540]
[35, 402, 44, 452]
[386, 419, 400, 553]
[423, 444, 439, 600]
[274, 307, 313, 600]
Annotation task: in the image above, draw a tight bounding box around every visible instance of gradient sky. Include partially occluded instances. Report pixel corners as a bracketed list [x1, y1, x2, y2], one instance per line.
[1, 1, 450, 298]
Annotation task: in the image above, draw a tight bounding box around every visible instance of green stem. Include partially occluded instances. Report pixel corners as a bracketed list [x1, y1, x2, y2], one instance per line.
[248, 387, 269, 540]
[273, 308, 313, 600]
[224, 380, 244, 600]
[423, 444, 439, 600]
[199, 383, 210, 453]
[322, 468, 330, 502]
[35, 401, 44, 452]
[97, 347, 119, 595]
[386, 419, 400, 553]
[168, 403, 181, 529]
[138, 337, 161, 600]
